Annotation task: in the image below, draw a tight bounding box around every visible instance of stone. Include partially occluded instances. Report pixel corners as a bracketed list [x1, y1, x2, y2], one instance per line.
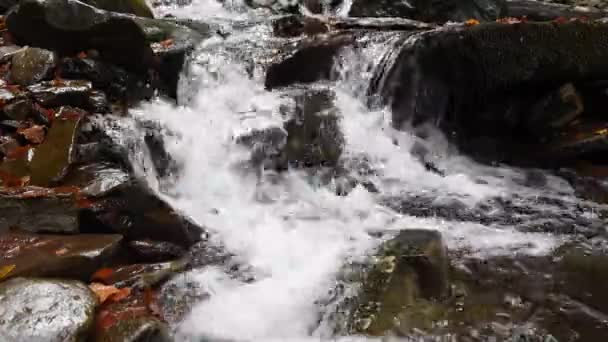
[94, 317, 171, 342]
[380, 21, 608, 163]
[134, 16, 207, 98]
[6, 0, 155, 74]
[506, 0, 608, 21]
[349, 0, 507, 23]
[265, 33, 356, 89]
[0, 230, 123, 279]
[0, 187, 80, 234]
[28, 79, 93, 108]
[2, 99, 34, 121]
[92, 259, 188, 288]
[336, 229, 449, 335]
[281, 89, 344, 168]
[83, 0, 154, 18]
[58, 57, 153, 103]
[0, 112, 82, 187]
[60, 162, 130, 197]
[87, 89, 110, 113]
[525, 83, 583, 133]
[9, 47, 56, 86]
[79, 180, 203, 248]
[0, 278, 97, 342]
[128, 240, 186, 263]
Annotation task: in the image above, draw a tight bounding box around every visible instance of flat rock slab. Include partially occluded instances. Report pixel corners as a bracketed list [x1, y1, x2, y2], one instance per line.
[0, 230, 122, 280]
[0, 278, 97, 342]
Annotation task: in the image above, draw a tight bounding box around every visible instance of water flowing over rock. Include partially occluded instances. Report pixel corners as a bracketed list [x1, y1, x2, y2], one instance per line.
[0, 278, 97, 342]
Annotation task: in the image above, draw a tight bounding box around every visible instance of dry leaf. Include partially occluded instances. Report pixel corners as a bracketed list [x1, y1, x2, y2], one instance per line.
[159, 39, 173, 48]
[18, 125, 45, 144]
[55, 248, 69, 256]
[77, 51, 87, 59]
[464, 19, 480, 26]
[0, 264, 15, 280]
[5, 145, 30, 160]
[91, 267, 114, 283]
[89, 283, 121, 304]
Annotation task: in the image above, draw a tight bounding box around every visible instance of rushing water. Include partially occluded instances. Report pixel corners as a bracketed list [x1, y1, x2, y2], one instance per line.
[113, 0, 603, 340]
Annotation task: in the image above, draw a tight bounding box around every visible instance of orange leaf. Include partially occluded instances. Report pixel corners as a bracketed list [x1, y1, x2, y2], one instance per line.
[108, 287, 131, 302]
[5, 145, 30, 160]
[159, 39, 173, 48]
[0, 264, 15, 280]
[89, 282, 122, 304]
[96, 309, 116, 331]
[54, 186, 80, 195]
[464, 19, 480, 26]
[18, 125, 45, 144]
[55, 247, 69, 256]
[91, 267, 114, 284]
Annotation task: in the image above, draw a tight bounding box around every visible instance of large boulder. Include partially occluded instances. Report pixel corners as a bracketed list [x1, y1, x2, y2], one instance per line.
[0, 278, 97, 342]
[83, 0, 154, 17]
[380, 21, 608, 162]
[6, 0, 155, 74]
[0, 230, 123, 280]
[332, 229, 449, 336]
[349, 0, 507, 23]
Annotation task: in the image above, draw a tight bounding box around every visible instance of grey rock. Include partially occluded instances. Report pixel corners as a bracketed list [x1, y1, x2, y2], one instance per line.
[0, 278, 97, 342]
[10, 47, 56, 86]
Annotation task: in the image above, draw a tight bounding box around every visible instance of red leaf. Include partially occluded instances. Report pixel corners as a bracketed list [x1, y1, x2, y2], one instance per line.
[91, 267, 114, 284]
[77, 51, 87, 59]
[96, 310, 116, 331]
[18, 125, 46, 144]
[5, 145, 29, 160]
[89, 283, 131, 304]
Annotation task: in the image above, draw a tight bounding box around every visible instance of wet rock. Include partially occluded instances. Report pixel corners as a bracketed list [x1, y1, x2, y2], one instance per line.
[0, 187, 79, 233]
[80, 180, 203, 248]
[0, 45, 21, 61]
[128, 240, 186, 263]
[2, 99, 33, 121]
[0, 87, 16, 105]
[6, 0, 155, 74]
[507, 0, 608, 20]
[381, 21, 608, 163]
[60, 162, 130, 197]
[0, 113, 82, 186]
[94, 316, 171, 342]
[0, 230, 123, 279]
[134, 17, 207, 98]
[9, 47, 56, 86]
[0, 278, 97, 342]
[28, 79, 93, 108]
[525, 83, 583, 133]
[158, 269, 209, 325]
[336, 229, 449, 335]
[58, 57, 153, 103]
[88, 89, 110, 113]
[349, 0, 507, 23]
[281, 89, 344, 168]
[265, 33, 356, 89]
[83, 0, 154, 18]
[93, 259, 188, 288]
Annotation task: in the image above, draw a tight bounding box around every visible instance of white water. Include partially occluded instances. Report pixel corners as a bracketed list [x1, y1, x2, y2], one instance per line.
[119, 1, 594, 340]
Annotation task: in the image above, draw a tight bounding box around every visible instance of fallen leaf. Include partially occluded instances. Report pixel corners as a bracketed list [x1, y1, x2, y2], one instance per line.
[159, 39, 173, 48]
[18, 125, 46, 144]
[553, 16, 568, 24]
[52, 78, 65, 87]
[55, 247, 69, 256]
[464, 19, 480, 26]
[76, 196, 94, 208]
[77, 51, 87, 59]
[0, 171, 30, 188]
[143, 286, 161, 316]
[5, 145, 30, 160]
[89, 283, 122, 304]
[109, 287, 131, 302]
[96, 309, 116, 331]
[0, 264, 15, 280]
[91, 267, 114, 284]
[496, 17, 522, 24]
[54, 186, 80, 195]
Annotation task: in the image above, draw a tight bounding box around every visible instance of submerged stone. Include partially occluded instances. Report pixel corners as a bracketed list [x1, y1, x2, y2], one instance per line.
[94, 316, 171, 342]
[0, 278, 97, 342]
[0, 230, 123, 279]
